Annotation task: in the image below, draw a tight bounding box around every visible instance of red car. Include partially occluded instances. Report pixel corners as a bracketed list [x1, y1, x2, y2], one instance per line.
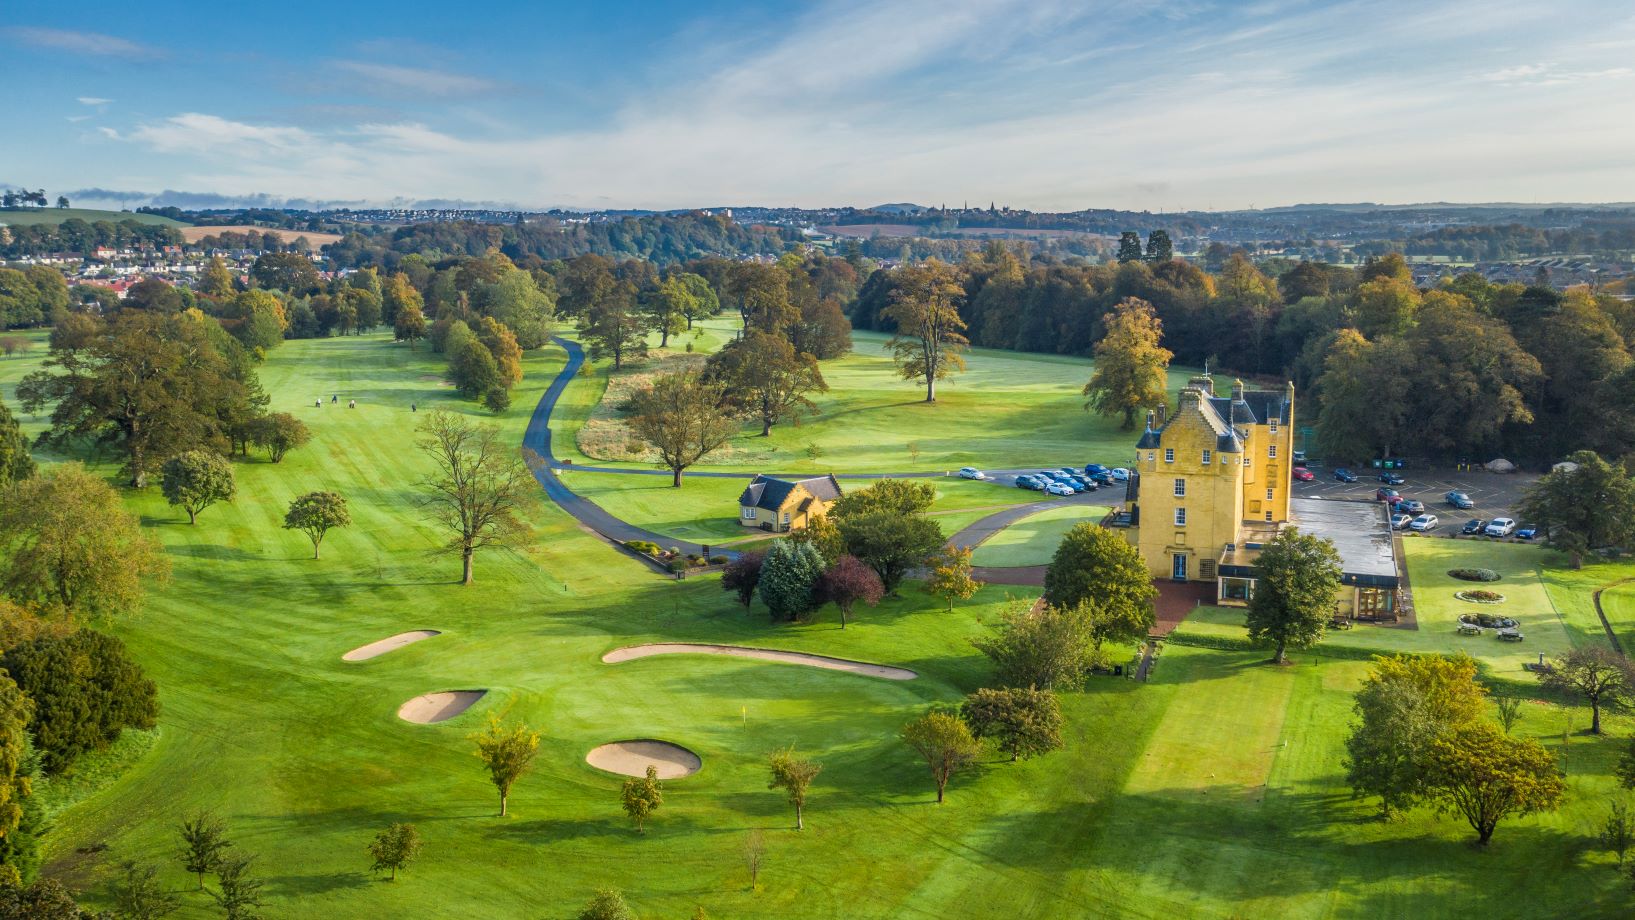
[1292, 468, 1315, 482]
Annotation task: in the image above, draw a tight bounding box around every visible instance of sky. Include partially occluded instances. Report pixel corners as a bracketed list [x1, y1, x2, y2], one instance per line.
[4, 0, 1635, 212]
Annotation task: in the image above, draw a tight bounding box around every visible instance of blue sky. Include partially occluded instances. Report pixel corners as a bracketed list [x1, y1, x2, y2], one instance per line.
[4, 0, 1634, 211]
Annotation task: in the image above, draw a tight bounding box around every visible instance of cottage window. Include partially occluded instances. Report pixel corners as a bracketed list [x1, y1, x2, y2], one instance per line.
[741, 507, 756, 520]
[782, 511, 792, 525]
[1174, 507, 1187, 526]
[1164, 448, 1174, 463]
[1202, 449, 1212, 465]
[1173, 478, 1185, 497]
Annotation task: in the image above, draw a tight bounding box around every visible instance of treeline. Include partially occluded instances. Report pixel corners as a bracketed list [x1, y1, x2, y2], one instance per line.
[0, 218, 183, 258]
[1402, 222, 1635, 261]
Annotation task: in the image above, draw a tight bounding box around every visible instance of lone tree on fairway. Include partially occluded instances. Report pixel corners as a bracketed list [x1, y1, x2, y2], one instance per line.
[282, 491, 350, 560]
[1516, 450, 1635, 568]
[367, 823, 422, 881]
[742, 830, 766, 891]
[927, 546, 982, 611]
[961, 686, 1064, 762]
[1244, 528, 1342, 664]
[579, 887, 636, 920]
[471, 717, 540, 817]
[247, 412, 310, 463]
[177, 809, 230, 889]
[1425, 723, 1565, 845]
[900, 709, 982, 804]
[881, 260, 968, 402]
[160, 450, 236, 525]
[767, 747, 822, 830]
[626, 370, 739, 487]
[416, 409, 530, 584]
[621, 765, 664, 833]
[1042, 523, 1156, 639]
[211, 851, 265, 920]
[1601, 800, 1635, 868]
[816, 554, 883, 628]
[973, 599, 1099, 690]
[1344, 653, 1487, 818]
[720, 551, 764, 610]
[1538, 645, 1635, 734]
[1083, 298, 1173, 430]
[108, 861, 179, 920]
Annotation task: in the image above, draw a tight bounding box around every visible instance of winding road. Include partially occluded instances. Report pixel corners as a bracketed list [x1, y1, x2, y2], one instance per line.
[523, 335, 1097, 581]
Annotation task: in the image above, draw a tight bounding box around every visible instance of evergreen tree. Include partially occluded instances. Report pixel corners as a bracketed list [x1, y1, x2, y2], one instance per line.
[1144, 230, 1174, 263]
[759, 539, 826, 622]
[1116, 231, 1144, 263]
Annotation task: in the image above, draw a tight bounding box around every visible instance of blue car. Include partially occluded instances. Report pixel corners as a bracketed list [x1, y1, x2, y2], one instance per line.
[1516, 525, 1539, 540]
[1084, 463, 1110, 477]
[1015, 475, 1044, 491]
[1333, 468, 1357, 483]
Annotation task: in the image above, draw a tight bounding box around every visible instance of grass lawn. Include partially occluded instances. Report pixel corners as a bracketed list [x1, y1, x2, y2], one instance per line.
[7, 331, 1633, 918]
[0, 206, 188, 227]
[969, 504, 1109, 568]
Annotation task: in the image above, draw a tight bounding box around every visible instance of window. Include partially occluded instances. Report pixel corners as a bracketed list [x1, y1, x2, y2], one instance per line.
[1174, 507, 1187, 526]
[1147, 452, 1155, 462]
[1243, 457, 1251, 467]
[1266, 487, 1274, 500]
[1268, 445, 1277, 459]
[1270, 422, 1278, 435]
[782, 511, 792, 525]
[1202, 449, 1212, 465]
[1164, 448, 1174, 463]
[1173, 478, 1186, 497]
[741, 507, 756, 520]
[1265, 511, 1274, 522]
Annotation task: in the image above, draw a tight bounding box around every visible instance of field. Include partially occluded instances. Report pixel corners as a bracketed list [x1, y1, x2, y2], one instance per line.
[178, 225, 342, 249]
[969, 504, 1109, 568]
[0, 206, 188, 227]
[819, 224, 1111, 241]
[4, 332, 1635, 917]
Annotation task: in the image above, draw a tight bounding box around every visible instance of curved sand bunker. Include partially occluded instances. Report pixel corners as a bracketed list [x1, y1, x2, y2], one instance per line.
[602, 643, 917, 681]
[397, 690, 486, 724]
[586, 740, 702, 779]
[343, 630, 441, 661]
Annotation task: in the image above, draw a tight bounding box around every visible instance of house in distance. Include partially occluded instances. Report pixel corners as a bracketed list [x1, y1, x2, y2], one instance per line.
[737, 474, 842, 533]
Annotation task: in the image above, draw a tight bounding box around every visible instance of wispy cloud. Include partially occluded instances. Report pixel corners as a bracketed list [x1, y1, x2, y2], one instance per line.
[330, 61, 504, 98]
[76, 96, 112, 106]
[1481, 62, 1633, 86]
[6, 26, 163, 60]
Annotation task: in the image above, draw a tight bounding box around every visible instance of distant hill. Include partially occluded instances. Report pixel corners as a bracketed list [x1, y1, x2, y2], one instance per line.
[0, 206, 189, 228]
[869, 203, 928, 215]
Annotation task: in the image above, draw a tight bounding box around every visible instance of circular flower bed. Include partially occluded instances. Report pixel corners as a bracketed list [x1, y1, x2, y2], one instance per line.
[1448, 567, 1501, 582]
[1455, 589, 1505, 604]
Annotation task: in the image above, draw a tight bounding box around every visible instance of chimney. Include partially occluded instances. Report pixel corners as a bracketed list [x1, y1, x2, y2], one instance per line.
[1155, 402, 1168, 427]
[1231, 378, 1245, 400]
[1144, 409, 1155, 431]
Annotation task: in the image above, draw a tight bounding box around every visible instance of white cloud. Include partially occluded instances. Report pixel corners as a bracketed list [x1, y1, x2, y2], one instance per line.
[331, 61, 503, 98]
[6, 27, 163, 59]
[77, 96, 112, 106]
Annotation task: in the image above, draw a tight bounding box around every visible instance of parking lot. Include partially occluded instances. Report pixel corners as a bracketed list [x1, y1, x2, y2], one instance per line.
[1292, 466, 1540, 537]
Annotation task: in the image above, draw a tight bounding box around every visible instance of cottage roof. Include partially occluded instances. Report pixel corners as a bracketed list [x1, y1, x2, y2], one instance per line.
[738, 474, 842, 512]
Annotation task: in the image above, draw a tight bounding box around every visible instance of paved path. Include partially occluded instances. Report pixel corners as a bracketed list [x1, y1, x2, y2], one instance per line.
[948, 493, 1104, 587]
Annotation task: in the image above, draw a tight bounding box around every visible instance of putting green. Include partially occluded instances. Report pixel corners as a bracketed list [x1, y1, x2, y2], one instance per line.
[969, 504, 1109, 568]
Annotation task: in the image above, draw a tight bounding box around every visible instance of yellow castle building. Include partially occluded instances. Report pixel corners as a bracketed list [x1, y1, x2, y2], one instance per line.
[1122, 376, 1400, 620]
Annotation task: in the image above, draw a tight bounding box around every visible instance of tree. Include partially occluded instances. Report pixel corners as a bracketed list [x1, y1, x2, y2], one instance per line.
[720, 551, 764, 610]
[1042, 523, 1156, 647]
[816, 555, 882, 628]
[54, 196, 67, 209]
[742, 830, 765, 891]
[1084, 298, 1173, 430]
[282, 492, 350, 560]
[394, 303, 427, 349]
[177, 809, 230, 889]
[481, 269, 554, 349]
[1144, 230, 1174, 263]
[198, 257, 236, 299]
[1495, 695, 1523, 734]
[448, 326, 503, 401]
[1601, 799, 1635, 868]
[247, 412, 309, 463]
[1538, 645, 1635, 734]
[0, 464, 167, 617]
[0, 675, 35, 886]
[1425, 723, 1565, 845]
[474, 316, 523, 388]
[1116, 231, 1143, 263]
[160, 450, 236, 525]
[1516, 451, 1635, 568]
[250, 252, 319, 293]
[578, 280, 647, 369]
[625, 371, 738, 487]
[471, 717, 539, 817]
[367, 823, 422, 881]
[1244, 528, 1342, 664]
[416, 410, 531, 584]
[644, 277, 692, 348]
[579, 888, 635, 920]
[0, 398, 33, 486]
[2, 629, 158, 773]
[1315, 329, 1411, 461]
[830, 478, 935, 518]
[484, 386, 511, 415]
[834, 512, 944, 595]
[1344, 654, 1487, 817]
[676, 273, 719, 329]
[759, 539, 826, 622]
[621, 764, 664, 833]
[0, 878, 90, 919]
[108, 861, 179, 919]
[961, 686, 1063, 762]
[767, 747, 822, 830]
[704, 330, 828, 436]
[926, 545, 981, 611]
[900, 709, 982, 804]
[973, 599, 1099, 690]
[225, 290, 287, 353]
[211, 852, 265, 920]
[882, 260, 968, 402]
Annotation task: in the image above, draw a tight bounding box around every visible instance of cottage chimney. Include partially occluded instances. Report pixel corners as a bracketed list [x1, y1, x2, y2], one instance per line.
[1178, 386, 1203, 412]
[1155, 402, 1167, 427]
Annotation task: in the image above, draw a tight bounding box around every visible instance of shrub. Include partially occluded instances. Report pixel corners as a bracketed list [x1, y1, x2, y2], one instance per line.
[1455, 589, 1505, 604]
[708, 555, 728, 566]
[1, 629, 158, 773]
[624, 540, 661, 556]
[1448, 568, 1501, 582]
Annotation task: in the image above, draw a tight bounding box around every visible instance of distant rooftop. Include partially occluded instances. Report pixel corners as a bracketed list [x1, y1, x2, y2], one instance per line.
[1219, 497, 1398, 589]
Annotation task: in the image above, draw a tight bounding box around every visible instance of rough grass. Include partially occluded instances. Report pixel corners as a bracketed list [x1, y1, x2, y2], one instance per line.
[969, 504, 1109, 568]
[0, 206, 187, 227]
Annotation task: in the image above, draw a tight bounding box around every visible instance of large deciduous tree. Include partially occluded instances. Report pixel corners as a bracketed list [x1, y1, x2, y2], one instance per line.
[1042, 522, 1156, 646]
[973, 600, 1099, 690]
[159, 450, 236, 525]
[704, 330, 827, 436]
[578, 280, 647, 369]
[1344, 653, 1487, 817]
[415, 410, 530, 585]
[1425, 723, 1565, 845]
[882, 260, 968, 402]
[816, 554, 883, 628]
[900, 709, 982, 804]
[1516, 451, 1635, 568]
[961, 686, 1063, 762]
[1244, 528, 1342, 664]
[0, 675, 36, 887]
[1084, 297, 1173, 430]
[834, 512, 944, 596]
[1538, 645, 1635, 734]
[626, 370, 739, 487]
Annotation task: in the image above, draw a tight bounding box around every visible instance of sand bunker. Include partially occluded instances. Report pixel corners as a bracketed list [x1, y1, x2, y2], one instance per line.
[343, 630, 441, 662]
[602, 643, 917, 680]
[586, 740, 702, 779]
[397, 690, 486, 724]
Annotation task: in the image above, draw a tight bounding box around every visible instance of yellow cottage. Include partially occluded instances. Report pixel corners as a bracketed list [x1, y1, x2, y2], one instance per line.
[737, 474, 842, 533]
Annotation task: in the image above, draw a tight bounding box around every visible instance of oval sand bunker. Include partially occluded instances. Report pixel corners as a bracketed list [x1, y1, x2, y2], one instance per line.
[586, 740, 702, 779]
[397, 690, 486, 724]
[603, 643, 916, 681]
[343, 630, 441, 661]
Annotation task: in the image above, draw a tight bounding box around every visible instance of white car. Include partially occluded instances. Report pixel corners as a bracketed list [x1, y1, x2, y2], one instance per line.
[1109, 468, 1132, 481]
[1409, 514, 1439, 532]
[1484, 517, 1517, 537]
[1045, 481, 1075, 496]
[1390, 513, 1413, 530]
[958, 467, 985, 480]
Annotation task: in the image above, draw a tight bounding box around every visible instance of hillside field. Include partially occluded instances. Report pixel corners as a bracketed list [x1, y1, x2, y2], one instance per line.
[0, 206, 188, 227]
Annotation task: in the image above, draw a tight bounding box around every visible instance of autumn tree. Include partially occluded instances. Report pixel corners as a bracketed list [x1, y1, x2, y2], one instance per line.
[394, 302, 427, 349]
[926, 545, 981, 610]
[472, 717, 540, 818]
[1042, 523, 1156, 646]
[475, 316, 524, 388]
[973, 599, 1098, 690]
[1084, 297, 1173, 429]
[1538, 645, 1635, 734]
[720, 551, 764, 609]
[768, 747, 822, 830]
[900, 709, 982, 804]
[198, 257, 236, 298]
[416, 410, 531, 584]
[177, 809, 230, 889]
[1516, 451, 1635, 568]
[882, 260, 968, 402]
[282, 491, 350, 560]
[1425, 724, 1565, 845]
[625, 370, 738, 487]
[1244, 527, 1342, 664]
[367, 823, 422, 881]
[1344, 654, 1487, 817]
[160, 450, 236, 525]
[1315, 329, 1412, 461]
[704, 330, 827, 436]
[621, 765, 663, 833]
[961, 686, 1063, 762]
[817, 554, 883, 628]
[578, 280, 647, 369]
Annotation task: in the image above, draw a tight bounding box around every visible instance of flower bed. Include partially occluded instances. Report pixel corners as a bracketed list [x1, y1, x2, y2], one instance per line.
[1448, 567, 1501, 582]
[1454, 589, 1505, 604]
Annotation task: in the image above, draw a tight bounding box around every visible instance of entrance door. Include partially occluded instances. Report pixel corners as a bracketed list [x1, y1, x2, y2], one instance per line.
[1171, 553, 1188, 581]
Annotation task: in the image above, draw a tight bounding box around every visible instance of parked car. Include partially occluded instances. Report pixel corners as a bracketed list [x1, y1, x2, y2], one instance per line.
[1391, 513, 1413, 530]
[1043, 474, 1080, 493]
[1461, 519, 1487, 535]
[1293, 468, 1316, 482]
[958, 467, 985, 480]
[1376, 487, 1401, 502]
[1444, 490, 1473, 509]
[1485, 518, 1517, 537]
[1045, 481, 1075, 497]
[1085, 469, 1115, 485]
[1083, 463, 1109, 477]
[1109, 468, 1132, 481]
[1409, 514, 1439, 532]
[1333, 468, 1358, 483]
[1377, 471, 1405, 485]
[1015, 475, 1043, 490]
[1516, 525, 1539, 540]
[1394, 498, 1425, 515]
